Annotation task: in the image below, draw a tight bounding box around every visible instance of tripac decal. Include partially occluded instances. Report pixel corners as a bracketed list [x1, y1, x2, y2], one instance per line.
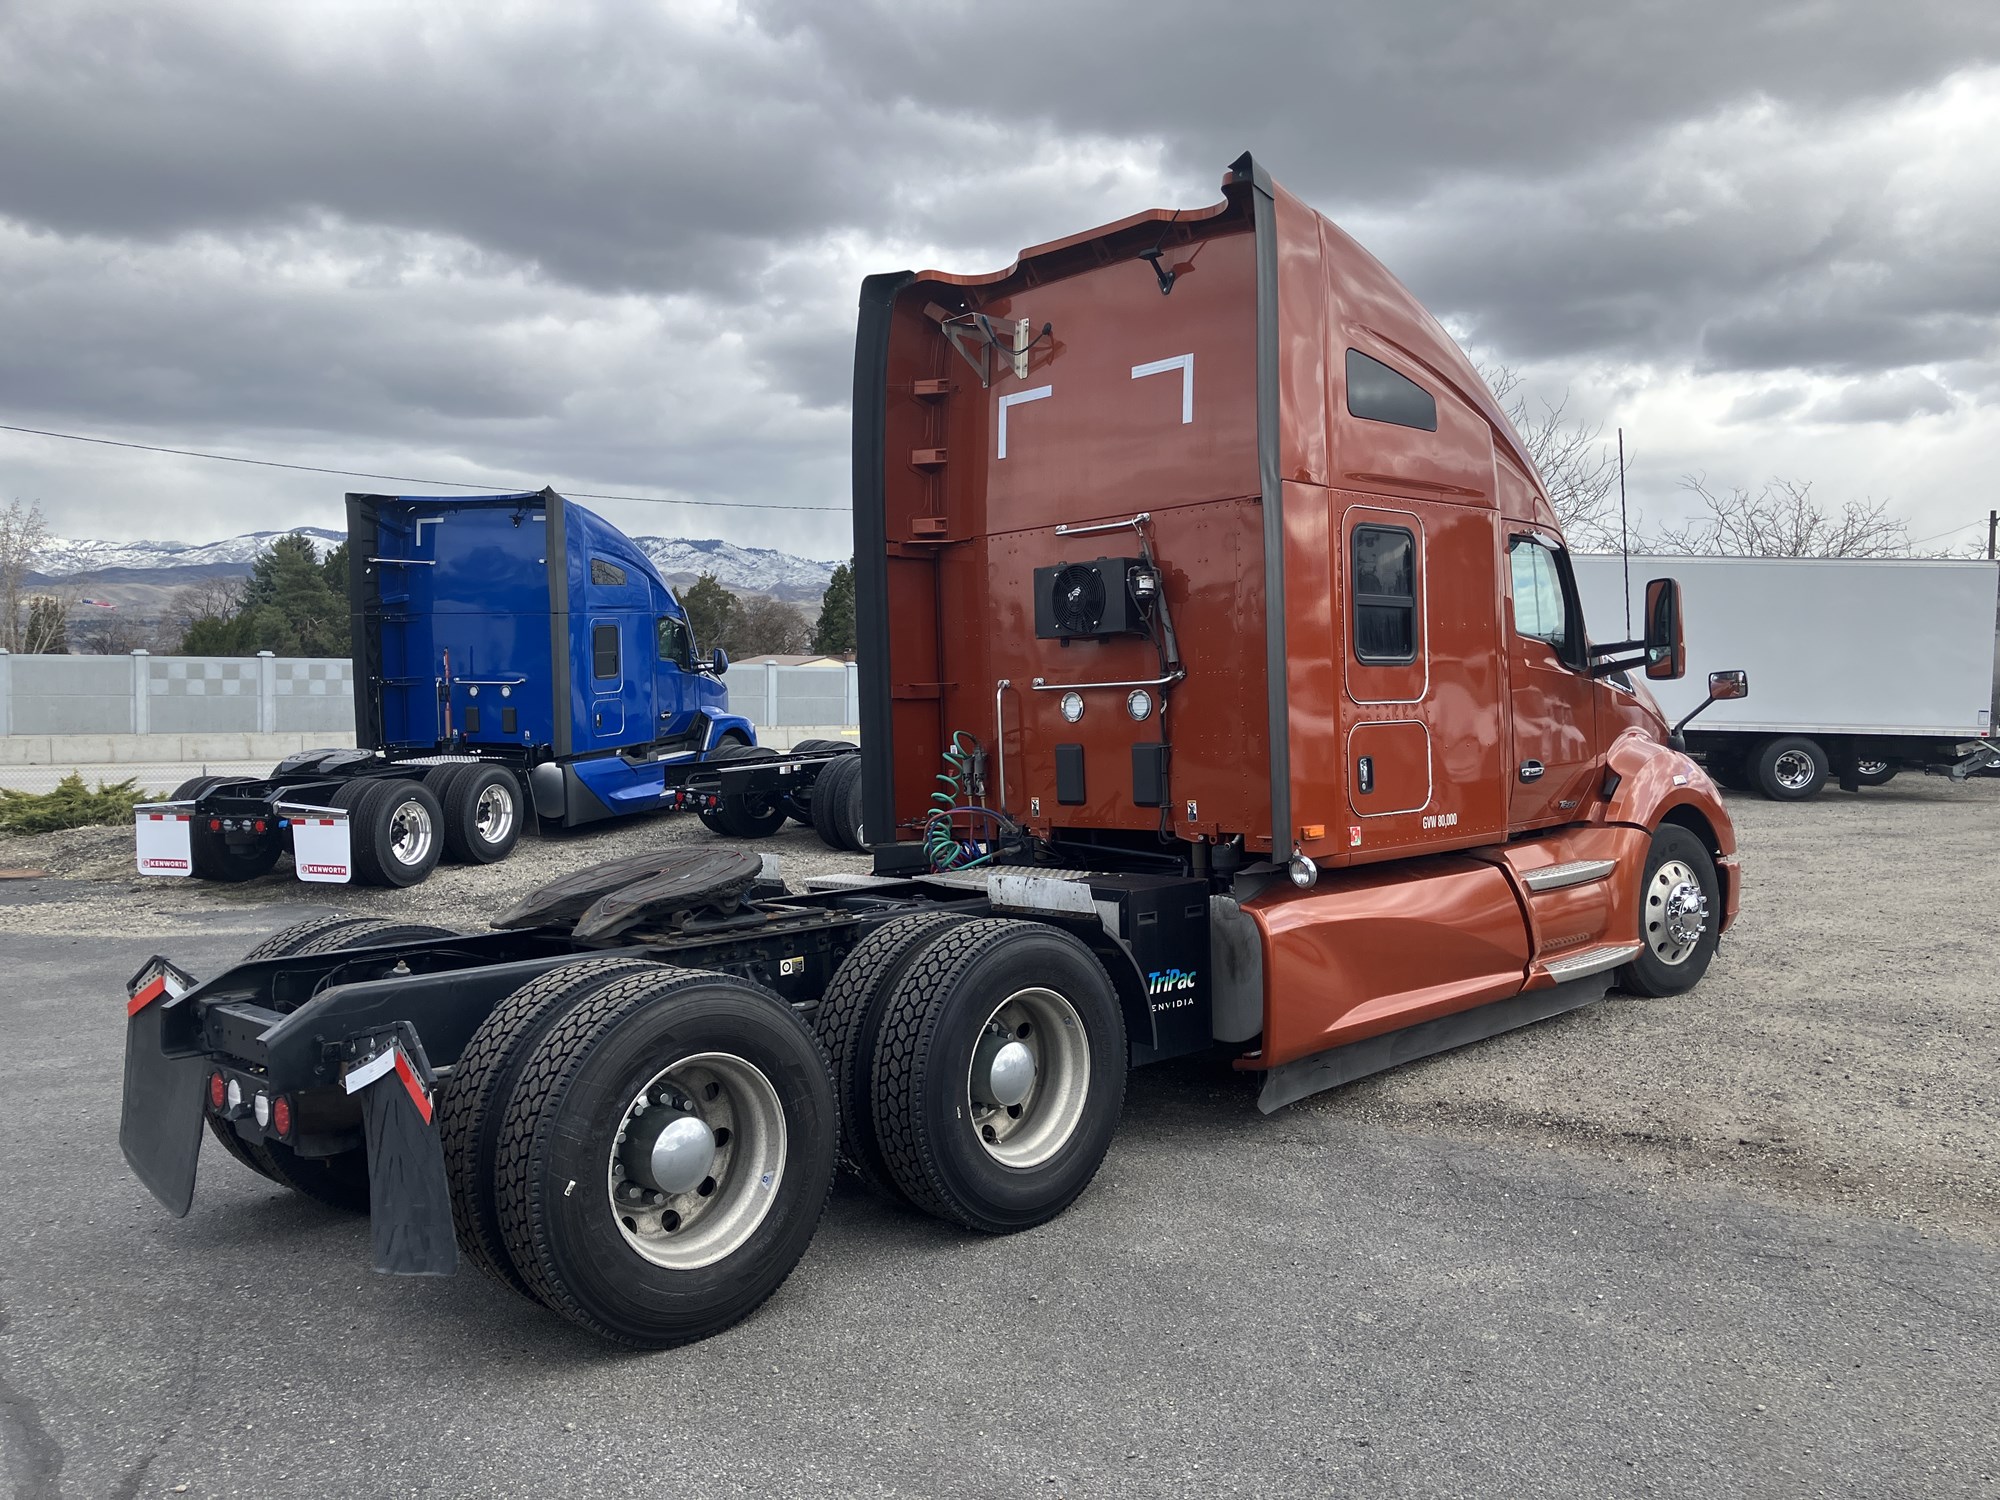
[1146, 968, 1198, 998]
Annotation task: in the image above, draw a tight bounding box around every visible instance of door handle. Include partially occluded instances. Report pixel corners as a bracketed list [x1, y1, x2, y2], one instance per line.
[1519, 760, 1544, 783]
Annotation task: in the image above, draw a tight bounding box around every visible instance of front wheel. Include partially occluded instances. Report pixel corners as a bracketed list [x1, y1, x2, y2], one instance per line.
[1617, 825, 1722, 997]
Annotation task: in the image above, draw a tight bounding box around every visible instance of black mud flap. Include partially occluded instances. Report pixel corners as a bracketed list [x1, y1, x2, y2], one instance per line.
[120, 957, 206, 1217]
[347, 1027, 459, 1277]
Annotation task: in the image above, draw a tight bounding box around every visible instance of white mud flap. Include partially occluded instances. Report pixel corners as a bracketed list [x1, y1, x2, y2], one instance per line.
[133, 802, 195, 877]
[278, 802, 352, 884]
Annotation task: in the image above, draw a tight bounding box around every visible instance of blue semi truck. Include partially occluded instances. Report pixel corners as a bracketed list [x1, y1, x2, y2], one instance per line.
[133, 488, 865, 886]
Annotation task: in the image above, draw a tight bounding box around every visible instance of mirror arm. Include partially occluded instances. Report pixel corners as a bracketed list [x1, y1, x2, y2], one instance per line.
[1589, 639, 1643, 658]
[1672, 694, 1720, 738]
[1588, 653, 1648, 678]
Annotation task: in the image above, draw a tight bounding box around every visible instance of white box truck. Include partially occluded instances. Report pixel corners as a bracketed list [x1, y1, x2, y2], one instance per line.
[1573, 554, 1999, 800]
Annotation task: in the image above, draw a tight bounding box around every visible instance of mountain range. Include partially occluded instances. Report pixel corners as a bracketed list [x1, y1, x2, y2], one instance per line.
[29, 529, 841, 608]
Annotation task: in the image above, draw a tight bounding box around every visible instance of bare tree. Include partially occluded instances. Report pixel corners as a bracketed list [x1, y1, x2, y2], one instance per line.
[166, 573, 247, 645]
[1653, 476, 1911, 558]
[0, 499, 51, 651]
[726, 595, 814, 657]
[1482, 365, 1624, 550]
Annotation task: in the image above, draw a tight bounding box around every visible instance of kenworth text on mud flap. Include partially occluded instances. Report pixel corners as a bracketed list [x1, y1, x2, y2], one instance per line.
[121, 153, 1745, 1348]
[130, 487, 870, 887]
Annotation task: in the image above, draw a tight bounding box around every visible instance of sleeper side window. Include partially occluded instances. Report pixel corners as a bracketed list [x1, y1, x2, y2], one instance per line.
[1509, 538, 1569, 651]
[592, 623, 620, 680]
[590, 558, 627, 587]
[1345, 349, 1439, 432]
[1352, 524, 1418, 665]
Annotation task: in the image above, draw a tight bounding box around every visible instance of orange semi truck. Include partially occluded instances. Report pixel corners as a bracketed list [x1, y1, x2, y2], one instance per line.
[119, 155, 1742, 1347]
[853, 152, 1743, 1108]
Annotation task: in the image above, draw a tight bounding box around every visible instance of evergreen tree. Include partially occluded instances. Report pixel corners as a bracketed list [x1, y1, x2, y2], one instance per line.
[811, 561, 856, 656]
[23, 595, 67, 653]
[318, 539, 353, 655]
[236, 533, 348, 655]
[678, 573, 740, 658]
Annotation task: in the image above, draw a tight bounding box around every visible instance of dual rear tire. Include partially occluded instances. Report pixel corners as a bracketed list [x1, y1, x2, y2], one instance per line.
[440, 959, 837, 1347]
[813, 915, 1127, 1234]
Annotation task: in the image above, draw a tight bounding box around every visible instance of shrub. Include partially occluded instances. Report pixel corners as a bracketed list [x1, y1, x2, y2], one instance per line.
[0, 774, 153, 834]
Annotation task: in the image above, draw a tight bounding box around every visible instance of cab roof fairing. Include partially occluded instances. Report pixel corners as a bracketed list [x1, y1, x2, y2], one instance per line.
[891, 157, 1561, 536]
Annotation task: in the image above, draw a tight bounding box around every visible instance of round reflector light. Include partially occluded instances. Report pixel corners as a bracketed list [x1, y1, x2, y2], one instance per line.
[253, 1092, 271, 1128]
[225, 1077, 243, 1111]
[208, 1072, 227, 1111]
[271, 1095, 293, 1139]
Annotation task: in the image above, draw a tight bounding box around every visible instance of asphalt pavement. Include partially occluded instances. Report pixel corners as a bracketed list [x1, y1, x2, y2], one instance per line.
[1, 921, 1993, 1500]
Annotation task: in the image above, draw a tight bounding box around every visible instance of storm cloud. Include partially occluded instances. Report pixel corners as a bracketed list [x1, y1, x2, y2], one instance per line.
[2, 0, 1996, 555]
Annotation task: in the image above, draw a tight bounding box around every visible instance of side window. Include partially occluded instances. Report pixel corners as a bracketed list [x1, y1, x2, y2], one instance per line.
[1345, 349, 1438, 432]
[1352, 524, 1418, 664]
[591, 623, 620, 680]
[656, 616, 692, 668]
[1508, 539, 1568, 651]
[590, 558, 627, 587]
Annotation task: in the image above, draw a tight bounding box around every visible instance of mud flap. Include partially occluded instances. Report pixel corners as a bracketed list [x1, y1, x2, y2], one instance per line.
[345, 1029, 459, 1277]
[120, 957, 205, 1216]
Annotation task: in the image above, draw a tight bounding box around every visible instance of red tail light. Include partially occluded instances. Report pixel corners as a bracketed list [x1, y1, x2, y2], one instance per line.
[271, 1095, 293, 1139]
[208, 1072, 227, 1111]
[253, 819, 267, 834]
[208, 818, 222, 832]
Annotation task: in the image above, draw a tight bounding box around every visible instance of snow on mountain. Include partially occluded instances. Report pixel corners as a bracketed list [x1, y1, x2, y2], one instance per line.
[34, 528, 348, 576]
[33, 528, 840, 602]
[631, 537, 837, 602]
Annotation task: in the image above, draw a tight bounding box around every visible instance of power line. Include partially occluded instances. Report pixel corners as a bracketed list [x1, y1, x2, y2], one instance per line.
[1907, 519, 1982, 548]
[0, 420, 852, 514]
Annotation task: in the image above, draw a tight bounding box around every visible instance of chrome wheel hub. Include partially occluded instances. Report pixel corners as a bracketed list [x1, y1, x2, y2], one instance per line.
[1772, 749, 1817, 791]
[966, 987, 1090, 1169]
[607, 1051, 785, 1271]
[1645, 858, 1708, 966]
[474, 782, 515, 843]
[387, 799, 434, 866]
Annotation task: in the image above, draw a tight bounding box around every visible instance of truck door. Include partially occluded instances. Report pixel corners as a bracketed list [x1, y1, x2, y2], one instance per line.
[1506, 534, 1598, 829]
[588, 617, 625, 741]
[653, 613, 697, 741]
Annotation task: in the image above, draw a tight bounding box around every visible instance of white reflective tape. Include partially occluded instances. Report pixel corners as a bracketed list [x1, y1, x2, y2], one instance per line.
[344, 1047, 398, 1094]
[1131, 353, 1195, 423]
[996, 384, 1053, 459]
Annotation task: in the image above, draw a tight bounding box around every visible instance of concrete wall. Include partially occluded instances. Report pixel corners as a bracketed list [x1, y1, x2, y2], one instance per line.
[0, 652, 858, 762]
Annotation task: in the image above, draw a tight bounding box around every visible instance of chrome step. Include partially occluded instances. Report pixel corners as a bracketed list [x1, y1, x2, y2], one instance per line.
[1521, 858, 1618, 893]
[1539, 942, 1642, 981]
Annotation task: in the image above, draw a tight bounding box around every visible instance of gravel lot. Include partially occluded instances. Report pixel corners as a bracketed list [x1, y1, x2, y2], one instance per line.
[0, 778, 1995, 1496]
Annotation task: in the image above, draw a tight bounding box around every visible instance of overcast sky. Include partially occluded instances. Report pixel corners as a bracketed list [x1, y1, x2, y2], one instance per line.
[3, 0, 1996, 560]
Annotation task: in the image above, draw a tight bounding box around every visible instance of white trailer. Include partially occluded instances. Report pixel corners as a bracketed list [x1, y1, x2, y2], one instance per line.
[1572, 554, 2000, 800]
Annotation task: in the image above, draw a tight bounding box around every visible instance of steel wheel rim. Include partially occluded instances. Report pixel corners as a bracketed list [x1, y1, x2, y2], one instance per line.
[966, 986, 1090, 1169]
[1644, 858, 1708, 966]
[474, 782, 515, 843]
[606, 1051, 786, 1271]
[387, 799, 434, 865]
[1772, 749, 1817, 791]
